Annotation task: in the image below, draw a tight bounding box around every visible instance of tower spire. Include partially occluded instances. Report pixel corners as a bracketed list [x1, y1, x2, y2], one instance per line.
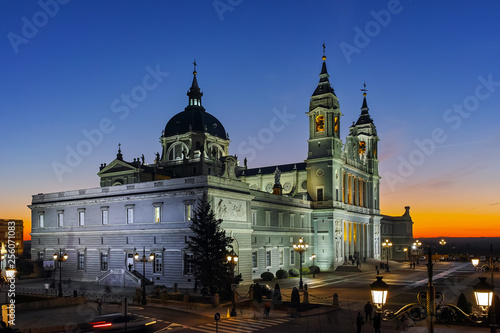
[187, 59, 204, 109]
[313, 43, 335, 97]
[355, 82, 373, 125]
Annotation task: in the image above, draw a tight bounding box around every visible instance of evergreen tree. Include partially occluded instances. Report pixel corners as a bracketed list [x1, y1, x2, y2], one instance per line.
[186, 191, 234, 297]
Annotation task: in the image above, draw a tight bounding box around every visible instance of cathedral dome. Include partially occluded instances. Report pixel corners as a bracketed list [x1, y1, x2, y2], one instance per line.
[163, 62, 227, 140]
[163, 108, 227, 139]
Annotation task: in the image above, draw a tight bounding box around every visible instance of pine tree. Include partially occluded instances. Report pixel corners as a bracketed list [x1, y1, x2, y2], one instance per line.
[186, 191, 234, 297]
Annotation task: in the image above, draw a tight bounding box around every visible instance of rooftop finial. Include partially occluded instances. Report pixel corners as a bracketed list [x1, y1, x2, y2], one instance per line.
[361, 81, 368, 97]
[322, 42, 326, 61]
[118, 143, 121, 153]
[193, 59, 197, 75]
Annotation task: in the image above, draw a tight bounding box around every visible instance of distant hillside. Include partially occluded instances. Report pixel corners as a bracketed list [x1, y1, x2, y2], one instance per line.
[417, 237, 500, 256]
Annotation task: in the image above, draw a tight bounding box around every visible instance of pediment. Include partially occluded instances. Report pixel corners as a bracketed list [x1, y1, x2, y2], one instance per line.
[98, 159, 139, 177]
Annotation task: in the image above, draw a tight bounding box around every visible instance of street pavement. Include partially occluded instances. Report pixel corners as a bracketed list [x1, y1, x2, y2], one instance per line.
[11, 259, 495, 332]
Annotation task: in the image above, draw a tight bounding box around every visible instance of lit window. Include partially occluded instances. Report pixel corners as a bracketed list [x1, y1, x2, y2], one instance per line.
[290, 250, 295, 265]
[316, 115, 325, 132]
[279, 250, 284, 265]
[39, 213, 45, 228]
[359, 141, 366, 154]
[334, 116, 339, 133]
[251, 211, 257, 226]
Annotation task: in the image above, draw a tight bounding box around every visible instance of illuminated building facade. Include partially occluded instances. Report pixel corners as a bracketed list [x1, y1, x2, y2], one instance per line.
[30, 57, 412, 287]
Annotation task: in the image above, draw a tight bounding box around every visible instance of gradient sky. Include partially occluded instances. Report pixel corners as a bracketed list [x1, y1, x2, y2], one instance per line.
[1, 1, 499, 240]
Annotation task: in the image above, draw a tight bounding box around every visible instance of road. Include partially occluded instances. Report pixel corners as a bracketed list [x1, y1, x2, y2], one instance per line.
[14, 260, 495, 332]
[122, 260, 494, 333]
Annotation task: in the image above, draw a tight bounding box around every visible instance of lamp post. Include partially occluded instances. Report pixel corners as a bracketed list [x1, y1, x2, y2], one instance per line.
[382, 239, 392, 272]
[403, 248, 408, 261]
[134, 247, 154, 305]
[471, 245, 498, 333]
[227, 253, 238, 317]
[293, 237, 308, 289]
[311, 254, 316, 278]
[413, 240, 422, 262]
[370, 247, 499, 333]
[53, 249, 68, 297]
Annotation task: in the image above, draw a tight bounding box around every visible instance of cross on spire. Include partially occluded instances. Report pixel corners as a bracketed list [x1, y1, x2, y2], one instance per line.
[361, 81, 368, 96]
[193, 59, 197, 75]
[322, 42, 326, 61]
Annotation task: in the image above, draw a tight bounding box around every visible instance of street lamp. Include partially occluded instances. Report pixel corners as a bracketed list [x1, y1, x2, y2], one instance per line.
[311, 254, 316, 278]
[412, 239, 422, 261]
[134, 247, 155, 305]
[293, 237, 308, 289]
[471, 245, 498, 333]
[370, 248, 498, 333]
[53, 249, 68, 297]
[370, 276, 389, 311]
[226, 253, 238, 317]
[382, 239, 392, 272]
[403, 248, 408, 261]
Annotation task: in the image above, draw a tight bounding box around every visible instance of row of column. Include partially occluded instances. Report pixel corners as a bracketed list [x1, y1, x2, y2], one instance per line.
[342, 172, 369, 208]
[342, 221, 371, 260]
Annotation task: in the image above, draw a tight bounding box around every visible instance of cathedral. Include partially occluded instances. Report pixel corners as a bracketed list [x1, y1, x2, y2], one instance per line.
[30, 54, 413, 288]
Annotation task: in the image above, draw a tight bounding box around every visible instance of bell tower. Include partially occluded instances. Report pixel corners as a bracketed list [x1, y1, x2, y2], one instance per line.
[306, 46, 344, 203]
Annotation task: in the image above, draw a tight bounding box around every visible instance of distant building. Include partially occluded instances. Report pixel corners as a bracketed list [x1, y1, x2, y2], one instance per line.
[30, 55, 413, 287]
[0, 219, 24, 259]
[380, 207, 414, 261]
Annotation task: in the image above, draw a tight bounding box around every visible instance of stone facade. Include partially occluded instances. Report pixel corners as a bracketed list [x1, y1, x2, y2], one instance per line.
[30, 56, 413, 288]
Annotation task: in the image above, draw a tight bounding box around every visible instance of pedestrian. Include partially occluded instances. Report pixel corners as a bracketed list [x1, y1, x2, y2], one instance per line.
[356, 260, 360, 268]
[375, 265, 378, 272]
[373, 313, 382, 333]
[364, 301, 373, 322]
[356, 312, 364, 333]
[264, 300, 271, 317]
[128, 263, 133, 271]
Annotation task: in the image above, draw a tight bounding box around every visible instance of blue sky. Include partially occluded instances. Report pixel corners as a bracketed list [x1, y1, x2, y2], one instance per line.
[1, 1, 499, 238]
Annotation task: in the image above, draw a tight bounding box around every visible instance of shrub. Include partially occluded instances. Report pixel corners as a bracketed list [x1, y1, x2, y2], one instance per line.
[276, 269, 288, 279]
[309, 265, 320, 274]
[301, 267, 310, 275]
[288, 268, 300, 277]
[260, 271, 274, 281]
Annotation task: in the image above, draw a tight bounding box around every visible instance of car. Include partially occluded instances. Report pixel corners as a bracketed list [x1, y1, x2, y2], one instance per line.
[82, 313, 156, 332]
[419, 256, 427, 261]
[479, 256, 487, 262]
[439, 256, 446, 261]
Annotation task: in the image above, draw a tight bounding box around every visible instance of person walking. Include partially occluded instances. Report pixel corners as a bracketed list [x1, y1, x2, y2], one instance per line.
[264, 300, 271, 317]
[364, 301, 373, 322]
[373, 313, 382, 333]
[356, 312, 364, 333]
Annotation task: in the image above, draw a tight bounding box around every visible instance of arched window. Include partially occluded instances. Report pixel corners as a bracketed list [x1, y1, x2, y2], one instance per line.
[316, 115, 325, 132]
[167, 142, 189, 161]
[207, 143, 225, 160]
